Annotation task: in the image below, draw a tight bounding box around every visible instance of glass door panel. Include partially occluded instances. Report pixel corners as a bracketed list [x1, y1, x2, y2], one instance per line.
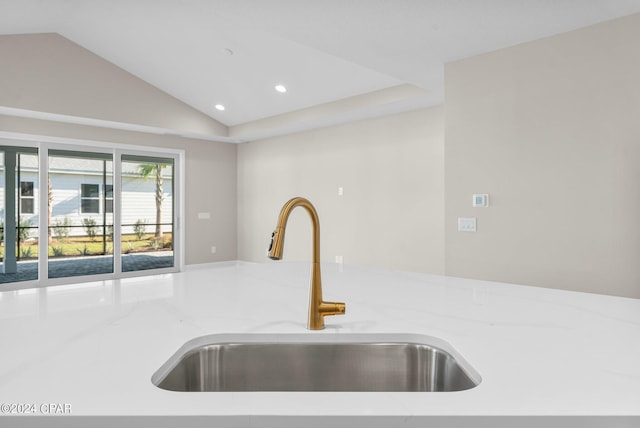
[121, 155, 174, 272]
[47, 151, 113, 279]
[0, 147, 39, 284]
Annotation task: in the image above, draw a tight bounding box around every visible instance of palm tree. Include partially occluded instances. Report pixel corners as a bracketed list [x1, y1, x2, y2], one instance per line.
[138, 163, 165, 245]
[48, 178, 53, 243]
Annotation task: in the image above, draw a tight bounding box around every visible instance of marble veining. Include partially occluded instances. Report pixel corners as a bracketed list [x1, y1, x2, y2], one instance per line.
[0, 261, 639, 427]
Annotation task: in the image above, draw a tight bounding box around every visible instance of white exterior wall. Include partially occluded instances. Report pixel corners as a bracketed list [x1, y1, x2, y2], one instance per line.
[120, 174, 173, 235]
[1, 169, 173, 238]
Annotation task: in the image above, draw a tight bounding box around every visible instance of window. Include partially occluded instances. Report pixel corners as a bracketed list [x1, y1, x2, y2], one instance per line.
[80, 184, 113, 213]
[80, 183, 100, 214]
[20, 181, 34, 214]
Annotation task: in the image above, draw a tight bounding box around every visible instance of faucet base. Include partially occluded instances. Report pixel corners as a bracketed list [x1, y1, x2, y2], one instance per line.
[308, 301, 346, 330]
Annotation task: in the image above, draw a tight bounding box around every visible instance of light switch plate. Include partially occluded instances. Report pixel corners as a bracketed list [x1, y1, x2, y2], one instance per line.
[458, 217, 477, 232]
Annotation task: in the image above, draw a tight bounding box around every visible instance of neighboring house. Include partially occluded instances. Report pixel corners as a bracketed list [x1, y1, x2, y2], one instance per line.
[0, 153, 173, 238]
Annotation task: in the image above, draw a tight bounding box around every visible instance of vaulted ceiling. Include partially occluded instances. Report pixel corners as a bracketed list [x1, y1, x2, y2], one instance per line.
[2, 0, 640, 142]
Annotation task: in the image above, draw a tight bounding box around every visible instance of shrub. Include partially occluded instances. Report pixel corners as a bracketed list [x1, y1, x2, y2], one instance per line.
[82, 218, 98, 241]
[20, 246, 33, 258]
[18, 217, 33, 241]
[133, 219, 147, 241]
[53, 217, 72, 241]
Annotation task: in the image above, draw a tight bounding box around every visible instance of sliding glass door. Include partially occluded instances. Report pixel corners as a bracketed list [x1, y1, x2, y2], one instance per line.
[0, 142, 180, 287]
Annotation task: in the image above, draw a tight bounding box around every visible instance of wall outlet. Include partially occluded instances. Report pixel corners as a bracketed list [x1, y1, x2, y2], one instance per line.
[458, 217, 477, 232]
[210, 246, 217, 254]
[335, 255, 344, 264]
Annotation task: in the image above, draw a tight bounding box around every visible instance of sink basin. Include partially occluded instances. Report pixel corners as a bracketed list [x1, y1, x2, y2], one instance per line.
[152, 334, 480, 392]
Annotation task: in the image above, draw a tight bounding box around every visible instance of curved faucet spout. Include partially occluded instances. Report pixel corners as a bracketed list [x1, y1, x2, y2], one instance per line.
[268, 197, 346, 330]
[268, 197, 319, 262]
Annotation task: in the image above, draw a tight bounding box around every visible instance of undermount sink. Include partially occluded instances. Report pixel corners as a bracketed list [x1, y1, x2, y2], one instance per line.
[152, 334, 481, 392]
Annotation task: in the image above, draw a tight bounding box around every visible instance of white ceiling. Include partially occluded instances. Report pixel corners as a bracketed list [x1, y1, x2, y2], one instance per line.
[2, 0, 640, 141]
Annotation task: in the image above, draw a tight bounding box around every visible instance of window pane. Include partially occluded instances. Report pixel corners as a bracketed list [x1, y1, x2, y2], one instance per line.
[81, 199, 99, 214]
[21, 199, 34, 214]
[21, 181, 34, 196]
[81, 184, 99, 198]
[49, 153, 113, 280]
[121, 156, 174, 272]
[0, 149, 39, 285]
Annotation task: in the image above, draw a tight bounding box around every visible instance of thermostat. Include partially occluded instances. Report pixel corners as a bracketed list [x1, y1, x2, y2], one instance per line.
[473, 194, 489, 207]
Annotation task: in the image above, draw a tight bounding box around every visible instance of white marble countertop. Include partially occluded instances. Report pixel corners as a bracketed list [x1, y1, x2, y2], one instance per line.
[0, 261, 639, 427]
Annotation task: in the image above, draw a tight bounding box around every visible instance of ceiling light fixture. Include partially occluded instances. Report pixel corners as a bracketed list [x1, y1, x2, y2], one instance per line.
[275, 84, 287, 93]
[215, 104, 225, 111]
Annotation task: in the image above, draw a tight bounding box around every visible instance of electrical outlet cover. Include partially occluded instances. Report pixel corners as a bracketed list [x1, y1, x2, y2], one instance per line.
[458, 217, 477, 232]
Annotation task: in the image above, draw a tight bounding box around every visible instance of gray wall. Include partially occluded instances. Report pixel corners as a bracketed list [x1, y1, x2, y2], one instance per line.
[444, 14, 640, 298]
[0, 33, 226, 137]
[238, 14, 640, 299]
[238, 107, 445, 274]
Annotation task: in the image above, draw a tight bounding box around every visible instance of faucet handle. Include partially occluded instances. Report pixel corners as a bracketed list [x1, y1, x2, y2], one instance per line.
[319, 301, 346, 316]
[309, 301, 346, 330]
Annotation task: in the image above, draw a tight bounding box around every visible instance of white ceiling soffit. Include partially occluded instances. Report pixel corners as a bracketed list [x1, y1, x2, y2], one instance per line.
[2, 0, 640, 143]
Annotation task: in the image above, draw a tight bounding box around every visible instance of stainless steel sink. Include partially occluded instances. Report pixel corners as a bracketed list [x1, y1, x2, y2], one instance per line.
[152, 334, 480, 392]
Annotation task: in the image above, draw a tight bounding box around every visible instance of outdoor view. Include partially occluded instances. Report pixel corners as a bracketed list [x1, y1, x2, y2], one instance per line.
[121, 155, 174, 273]
[0, 147, 175, 284]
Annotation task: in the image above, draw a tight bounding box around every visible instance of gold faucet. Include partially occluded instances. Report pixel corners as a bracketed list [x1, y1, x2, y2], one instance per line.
[268, 197, 346, 330]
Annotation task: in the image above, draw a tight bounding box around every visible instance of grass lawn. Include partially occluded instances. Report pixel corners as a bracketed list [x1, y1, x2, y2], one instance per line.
[1, 233, 173, 260]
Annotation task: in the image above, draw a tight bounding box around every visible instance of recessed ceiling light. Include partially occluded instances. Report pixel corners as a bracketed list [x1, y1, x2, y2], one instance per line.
[275, 84, 287, 93]
[215, 104, 225, 111]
